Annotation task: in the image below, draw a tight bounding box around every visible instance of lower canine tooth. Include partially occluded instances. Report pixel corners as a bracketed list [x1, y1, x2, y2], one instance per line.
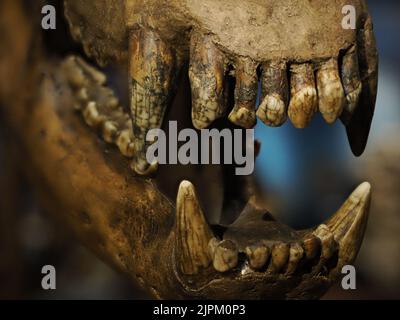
[213, 240, 238, 273]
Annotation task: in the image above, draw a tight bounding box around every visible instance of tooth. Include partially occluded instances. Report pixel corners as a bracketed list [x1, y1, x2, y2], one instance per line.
[129, 28, 177, 175]
[102, 121, 118, 143]
[302, 234, 320, 260]
[83, 101, 104, 127]
[212, 240, 239, 273]
[286, 243, 304, 275]
[346, 17, 379, 156]
[106, 96, 119, 109]
[288, 63, 318, 128]
[76, 87, 89, 102]
[313, 224, 337, 261]
[189, 32, 226, 129]
[341, 45, 362, 125]
[228, 59, 258, 128]
[175, 181, 214, 275]
[325, 182, 371, 274]
[208, 237, 220, 259]
[257, 61, 289, 127]
[75, 56, 107, 85]
[116, 129, 135, 157]
[267, 242, 290, 274]
[316, 59, 346, 124]
[63, 56, 86, 88]
[245, 244, 270, 270]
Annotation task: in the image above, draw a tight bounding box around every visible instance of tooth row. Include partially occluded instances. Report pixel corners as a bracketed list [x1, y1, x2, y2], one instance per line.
[207, 227, 338, 275]
[62, 56, 135, 158]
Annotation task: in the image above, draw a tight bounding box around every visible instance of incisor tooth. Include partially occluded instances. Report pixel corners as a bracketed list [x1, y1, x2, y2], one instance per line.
[175, 181, 214, 275]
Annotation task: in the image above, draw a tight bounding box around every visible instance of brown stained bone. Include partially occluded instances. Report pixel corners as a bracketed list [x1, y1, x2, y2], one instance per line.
[288, 63, 318, 128]
[346, 16, 379, 156]
[257, 61, 289, 127]
[189, 32, 227, 129]
[129, 27, 178, 174]
[316, 59, 346, 124]
[175, 181, 214, 275]
[341, 45, 362, 125]
[228, 59, 258, 128]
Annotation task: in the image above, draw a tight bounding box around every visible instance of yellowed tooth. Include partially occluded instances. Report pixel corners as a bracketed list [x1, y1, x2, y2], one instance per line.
[83, 101, 104, 127]
[288, 63, 318, 128]
[75, 56, 107, 85]
[115, 129, 135, 157]
[102, 121, 118, 143]
[257, 61, 289, 127]
[268, 242, 290, 274]
[313, 224, 338, 261]
[63, 56, 86, 88]
[228, 59, 258, 128]
[189, 32, 226, 129]
[213, 240, 239, 273]
[302, 234, 320, 260]
[76, 87, 89, 102]
[317, 59, 346, 124]
[286, 243, 304, 275]
[245, 244, 270, 270]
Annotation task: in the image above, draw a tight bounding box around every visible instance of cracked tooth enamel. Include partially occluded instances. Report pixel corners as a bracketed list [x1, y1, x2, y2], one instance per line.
[288, 63, 318, 128]
[341, 45, 362, 125]
[317, 59, 346, 124]
[286, 243, 304, 275]
[228, 59, 258, 128]
[189, 32, 226, 129]
[302, 234, 320, 260]
[213, 240, 239, 273]
[257, 61, 289, 127]
[129, 28, 177, 175]
[245, 244, 270, 270]
[313, 224, 337, 261]
[175, 181, 214, 275]
[268, 242, 290, 274]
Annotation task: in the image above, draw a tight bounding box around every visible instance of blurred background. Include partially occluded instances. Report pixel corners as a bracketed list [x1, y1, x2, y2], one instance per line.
[0, 0, 399, 299]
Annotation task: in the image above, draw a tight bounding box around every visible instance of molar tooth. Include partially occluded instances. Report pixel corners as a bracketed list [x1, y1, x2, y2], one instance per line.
[267, 242, 290, 274]
[288, 63, 318, 128]
[213, 240, 239, 273]
[317, 59, 346, 124]
[228, 59, 258, 128]
[245, 244, 270, 270]
[286, 243, 304, 275]
[257, 61, 289, 127]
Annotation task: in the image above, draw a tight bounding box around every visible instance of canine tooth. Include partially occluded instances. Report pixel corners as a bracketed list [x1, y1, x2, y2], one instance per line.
[228, 59, 258, 128]
[313, 224, 337, 261]
[257, 61, 289, 127]
[116, 129, 135, 157]
[175, 181, 214, 275]
[129, 28, 177, 175]
[83, 101, 103, 127]
[213, 240, 238, 273]
[341, 46, 362, 124]
[302, 234, 320, 260]
[346, 17, 379, 156]
[286, 243, 304, 275]
[317, 59, 346, 124]
[288, 63, 318, 128]
[245, 245, 270, 270]
[268, 242, 290, 274]
[189, 32, 226, 129]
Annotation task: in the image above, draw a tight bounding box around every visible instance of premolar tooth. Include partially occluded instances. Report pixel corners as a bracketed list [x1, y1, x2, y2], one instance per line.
[313, 224, 338, 261]
[212, 240, 239, 273]
[76, 87, 89, 102]
[228, 59, 258, 128]
[189, 32, 226, 129]
[286, 243, 304, 275]
[316, 59, 346, 124]
[75, 56, 107, 85]
[245, 244, 270, 270]
[63, 56, 86, 88]
[175, 181, 214, 275]
[302, 234, 320, 260]
[83, 101, 104, 127]
[116, 129, 135, 157]
[288, 63, 318, 128]
[257, 61, 289, 127]
[102, 121, 118, 143]
[268, 242, 290, 274]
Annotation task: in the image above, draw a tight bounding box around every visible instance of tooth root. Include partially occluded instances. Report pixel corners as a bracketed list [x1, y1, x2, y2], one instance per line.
[245, 244, 270, 270]
[175, 181, 214, 275]
[189, 32, 226, 129]
[257, 61, 289, 127]
[228, 59, 258, 128]
[317, 59, 346, 124]
[212, 240, 239, 273]
[325, 182, 371, 273]
[286, 243, 304, 275]
[313, 224, 338, 261]
[346, 16, 379, 156]
[288, 63, 318, 128]
[302, 234, 321, 260]
[129, 28, 177, 175]
[341, 45, 362, 125]
[267, 242, 290, 274]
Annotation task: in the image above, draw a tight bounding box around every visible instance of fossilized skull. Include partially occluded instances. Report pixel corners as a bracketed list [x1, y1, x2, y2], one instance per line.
[0, 0, 377, 299]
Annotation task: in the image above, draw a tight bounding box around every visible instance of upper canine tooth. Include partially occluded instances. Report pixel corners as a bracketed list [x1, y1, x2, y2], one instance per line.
[175, 181, 214, 275]
[212, 240, 239, 273]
